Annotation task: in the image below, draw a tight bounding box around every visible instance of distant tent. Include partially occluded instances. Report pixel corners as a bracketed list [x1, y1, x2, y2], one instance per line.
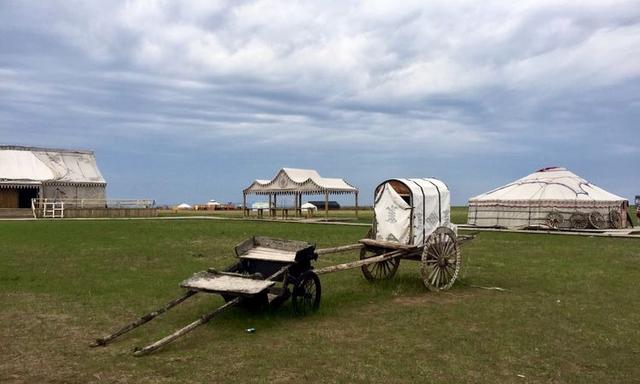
[207, 200, 221, 207]
[176, 203, 192, 210]
[301, 202, 318, 212]
[467, 167, 629, 229]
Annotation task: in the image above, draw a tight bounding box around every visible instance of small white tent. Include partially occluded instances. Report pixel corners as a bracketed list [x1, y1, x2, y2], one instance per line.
[373, 178, 455, 246]
[467, 167, 629, 229]
[176, 203, 192, 210]
[301, 202, 317, 212]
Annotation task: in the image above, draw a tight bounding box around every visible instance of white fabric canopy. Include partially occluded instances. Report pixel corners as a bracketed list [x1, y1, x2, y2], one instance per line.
[0, 146, 105, 185]
[244, 168, 357, 195]
[373, 178, 454, 247]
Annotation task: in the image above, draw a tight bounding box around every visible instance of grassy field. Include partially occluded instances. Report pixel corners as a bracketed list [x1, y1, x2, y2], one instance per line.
[1, 217, 639, 383]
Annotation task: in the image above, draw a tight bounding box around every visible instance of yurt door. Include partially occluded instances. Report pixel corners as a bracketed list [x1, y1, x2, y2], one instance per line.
[374, 183, 412, 244]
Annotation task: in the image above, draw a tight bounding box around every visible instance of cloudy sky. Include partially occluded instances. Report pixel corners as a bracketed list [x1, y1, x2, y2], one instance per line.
[1, 0, 639, 205]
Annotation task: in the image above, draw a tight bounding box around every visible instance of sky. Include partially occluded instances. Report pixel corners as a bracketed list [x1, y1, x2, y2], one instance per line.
[1, 0, 639, 205]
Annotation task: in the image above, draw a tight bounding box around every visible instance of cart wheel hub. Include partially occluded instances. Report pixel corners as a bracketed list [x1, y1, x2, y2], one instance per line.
[438, 258, 447, 267]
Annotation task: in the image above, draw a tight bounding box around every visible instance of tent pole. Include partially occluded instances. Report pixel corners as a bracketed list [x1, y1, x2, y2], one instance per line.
[243, 193, 247, 217]
[355, 191, 359, 219]
[273, 194, 277, 217]
[324, 191, 329, 220]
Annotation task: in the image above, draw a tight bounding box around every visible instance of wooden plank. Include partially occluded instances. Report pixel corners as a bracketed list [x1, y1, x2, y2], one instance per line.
[359, 238, 417, 251]
[180, 272, 275, 295]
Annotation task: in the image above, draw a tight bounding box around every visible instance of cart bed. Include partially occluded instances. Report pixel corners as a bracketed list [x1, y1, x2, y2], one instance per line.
[180, 271, 275, 296]
[240, 246, 297, 262]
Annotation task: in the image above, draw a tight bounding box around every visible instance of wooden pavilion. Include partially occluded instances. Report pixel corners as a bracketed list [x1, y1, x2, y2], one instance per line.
[243, 168, 359, 218]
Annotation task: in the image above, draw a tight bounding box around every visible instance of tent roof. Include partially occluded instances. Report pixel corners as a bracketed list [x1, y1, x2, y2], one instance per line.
[469, 167, 625, 203]
[244, 168, 358, 195]
[0, 145, 106, 185]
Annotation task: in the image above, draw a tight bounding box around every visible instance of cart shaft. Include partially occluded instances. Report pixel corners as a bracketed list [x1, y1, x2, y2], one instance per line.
[91, 290, 197, 347]
[315, 250, 405, 275]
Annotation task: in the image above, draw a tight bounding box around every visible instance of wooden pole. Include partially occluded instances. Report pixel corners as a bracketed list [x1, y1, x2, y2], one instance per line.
[324, 191, 329, 219]
[91, 290, 198, 347]
[355, 192, 359, 219]
[243, 193, 247, 217]
[315, 243, 364, 256]
[133, 297, 240, 356]
[315, 250, 404, 275]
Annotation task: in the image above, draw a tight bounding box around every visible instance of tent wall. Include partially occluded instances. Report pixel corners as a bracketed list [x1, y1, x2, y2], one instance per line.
[41, 184, 106, 206]
[468, 201, 627, 228]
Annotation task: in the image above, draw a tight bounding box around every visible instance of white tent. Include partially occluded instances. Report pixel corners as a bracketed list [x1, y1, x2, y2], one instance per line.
[467, 167, 629, 229]
[373, 178, 455, 246]
[301, 202, 317, 212]
[176, 203, 192, 210]
[207, 200, 221, 207]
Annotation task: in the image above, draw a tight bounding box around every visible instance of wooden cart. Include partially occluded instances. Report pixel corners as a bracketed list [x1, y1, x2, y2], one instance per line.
[92, 236, 322, 356]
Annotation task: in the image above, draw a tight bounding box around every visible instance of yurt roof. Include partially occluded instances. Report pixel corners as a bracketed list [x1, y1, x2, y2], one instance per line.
[0, 145, 106, 185]
[469, 167, 625, 203]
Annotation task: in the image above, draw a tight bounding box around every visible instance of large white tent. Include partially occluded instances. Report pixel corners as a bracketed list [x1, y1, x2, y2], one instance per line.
[0, 145, 106, 208]
[467, 167, 629, 229]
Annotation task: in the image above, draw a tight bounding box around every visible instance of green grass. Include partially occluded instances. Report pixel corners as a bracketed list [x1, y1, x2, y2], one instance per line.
[1, 219, 639, 383]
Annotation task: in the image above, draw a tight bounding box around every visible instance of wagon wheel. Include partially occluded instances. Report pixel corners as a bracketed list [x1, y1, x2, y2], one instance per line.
[545, 212, 564, 229]
[360, 247, 400, 281]
[588, 211, 606, 229]
[292, 271, 321, 315]
[609, 210, 622, 229]
[421, 227, 461, 291]
[569, 212, 588, 229]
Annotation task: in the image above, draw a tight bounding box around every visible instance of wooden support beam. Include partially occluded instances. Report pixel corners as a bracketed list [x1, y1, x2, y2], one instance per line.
[243, 193, 247, 217]
[324, 191, 328, 219]
[359, 238, 417, 251]
[355, 191, 359, 219]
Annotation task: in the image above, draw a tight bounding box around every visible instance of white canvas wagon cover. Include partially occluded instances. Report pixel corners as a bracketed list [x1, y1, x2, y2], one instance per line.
[373, 178, 454, 247]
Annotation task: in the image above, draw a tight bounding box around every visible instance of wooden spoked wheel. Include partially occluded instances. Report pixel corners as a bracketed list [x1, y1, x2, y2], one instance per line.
[609, 210, 622, 229]
[569, 212, 588, 229]
[545, 212, 564, 229]
[589, 211, 606, 229]
[292, 271, 321, 315]
[360, 247, 400, 281]
[421, 227, 461, 291]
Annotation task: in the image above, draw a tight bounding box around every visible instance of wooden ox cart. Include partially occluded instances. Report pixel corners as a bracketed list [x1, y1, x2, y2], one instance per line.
[92, 178, 468, 355]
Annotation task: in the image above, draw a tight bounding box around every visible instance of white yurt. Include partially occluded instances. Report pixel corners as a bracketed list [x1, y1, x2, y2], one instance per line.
[373, 178, 455, 246]
[176, 203, 192, 210]
[467, 167, 629, 229]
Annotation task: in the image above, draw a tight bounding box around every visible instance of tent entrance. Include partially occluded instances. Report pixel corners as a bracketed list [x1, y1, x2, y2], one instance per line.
[0, 188, 39, 208]
[18, 188, 38, 208]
